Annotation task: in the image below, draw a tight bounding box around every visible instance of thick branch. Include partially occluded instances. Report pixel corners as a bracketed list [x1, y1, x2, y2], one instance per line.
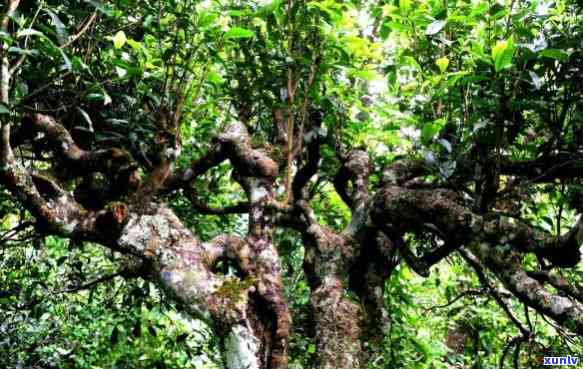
[215, 121, 289, 369]
[459, 248, 530, 336]
[372, 185, 583, 269]
[527, 270, 583, 302]
[500, 153, 583, 182]
[291, 110, 323, 201]
[163, 143, 228, 191]
[30, 114, 138, 181]
[470, 244, 583, 335]
[1, 0, 21, 103]
[184, 188, 249, 215]
[334, 150, 372, 238]
[381, 158, 428, 186]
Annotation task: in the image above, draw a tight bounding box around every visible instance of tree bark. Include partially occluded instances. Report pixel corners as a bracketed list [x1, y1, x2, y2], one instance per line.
[116, 205, 281, 369]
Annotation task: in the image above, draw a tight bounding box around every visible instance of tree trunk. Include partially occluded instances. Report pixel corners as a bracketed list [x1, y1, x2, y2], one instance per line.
[116, 204, 289, 369]
[311, 276, 363, 369]
[302, 221, 364, 369]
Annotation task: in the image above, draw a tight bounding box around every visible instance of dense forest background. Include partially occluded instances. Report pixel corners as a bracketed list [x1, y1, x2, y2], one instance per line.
[0, 0, 582, 368]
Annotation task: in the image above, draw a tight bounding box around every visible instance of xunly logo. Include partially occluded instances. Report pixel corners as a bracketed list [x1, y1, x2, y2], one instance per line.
[542, 356, 579, 366]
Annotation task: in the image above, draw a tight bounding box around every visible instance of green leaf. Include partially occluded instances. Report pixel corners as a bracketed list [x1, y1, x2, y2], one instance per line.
[436, 57, 449, 73]
[207, 71, 224, 86]
[399, 0, 412, 13]
[528, 71, 543, 89]
[539, 48, 569, 61]
[491, 38, 515, 72]
[45, 9, 68, 45]
[86, 0, 112, 16]
[76, 108, 94, 132]
[421, 118, 446, 144]
[126, 39, 142, 51]
[113, 31, 127, 49]
[0, 103, 9, 114]
[8, 47, 38, 56]
[228, 10, 248, 17]
[224, 27, 255, 39]
[307, 344, 316, 354]
[0, 30, 13, 43]
[85, 92, 112, 106]
[352, 69, 378, 81]
[198, 11, 218, 28]
[17, 29, 44, 38]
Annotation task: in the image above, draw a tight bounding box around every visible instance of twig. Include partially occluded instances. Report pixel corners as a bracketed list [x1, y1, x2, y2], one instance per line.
[55, 269, 127, 294]
[283, 0, 296, 204]
[59, 11, 98, 50]
[460, 248, 531, 337]
[9, 5, 42, 76]
[499, 336, 521, 369]
[423, 288, 485, 311]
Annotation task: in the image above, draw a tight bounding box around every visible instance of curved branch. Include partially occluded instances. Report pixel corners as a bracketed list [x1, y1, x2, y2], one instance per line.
[500, 153, 583, 182]
[471, 244, 583, 335]
[381, 158, 428, 186]
[460, 248, 531, 337]
[292, 109, 323, 201]
[527, 270, 583, 302]
[372, 185, 583, 269]
[30, 114, 138, 180]
[334, 150, 372, 238]
[59, 11, 98, 50]
[184, 188, 249, 215]
[163, 143, 228, 191]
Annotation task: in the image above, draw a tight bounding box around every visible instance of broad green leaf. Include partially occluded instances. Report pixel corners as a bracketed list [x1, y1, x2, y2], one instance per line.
[228, 10, 248, 17]
[491, 39, 515, 72]
[539, 48, 569, 61]
[436, 57, 449, 73]
[115, 66, 127, 78]
[113, 31, 127, 49]
[382, 4, 399, 16]
[400, 0, 412, 13]
[224, 27, 255, 39]
[45, 9, 68, 45]
[0, 103, 9, 114]
[126, 39, 142, 51]
[8, 47, 38, 56]
[421, 118, 446, 143]
[17, 29, 43, 38]
[198, 11, 218, 28]
[352, 69, 378, 81]
[207, 71, 224, 86]
[0, 30, 13, 43]
[85, 92, 112, 106]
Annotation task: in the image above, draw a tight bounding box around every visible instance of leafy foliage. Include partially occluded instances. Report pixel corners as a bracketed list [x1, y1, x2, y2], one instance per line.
[1, 0, 583, 367]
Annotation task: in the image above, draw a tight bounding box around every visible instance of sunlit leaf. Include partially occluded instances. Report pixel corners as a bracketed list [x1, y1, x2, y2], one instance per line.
[436, 57, 449, 73]
[491, 38, 515, 72]
[224, 27, 255, 39]
[113, 31, 127, 49]
[528, 71, 543, 89]
[17, 29, 43, 38]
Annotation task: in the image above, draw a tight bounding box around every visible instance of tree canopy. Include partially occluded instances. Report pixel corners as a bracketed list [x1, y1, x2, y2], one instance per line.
[1, 0, 582, 368]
